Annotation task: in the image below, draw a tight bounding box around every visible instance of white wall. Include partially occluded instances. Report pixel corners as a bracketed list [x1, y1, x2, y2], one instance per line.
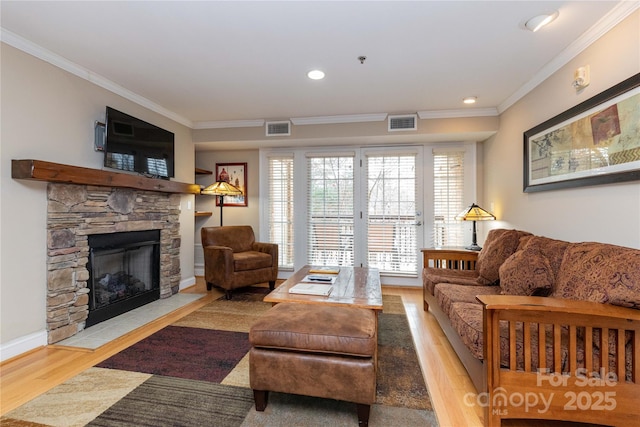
[484, 11, 640, 248]
[0, 44, 196, 357]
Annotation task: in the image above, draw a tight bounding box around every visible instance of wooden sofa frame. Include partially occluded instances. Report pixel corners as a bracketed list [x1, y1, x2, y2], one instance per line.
[422, 249, 484, 389]
[423, 249, 640, 426]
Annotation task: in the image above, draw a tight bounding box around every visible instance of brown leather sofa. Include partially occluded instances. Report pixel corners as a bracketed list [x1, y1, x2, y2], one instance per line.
[201, 225, 278, 299]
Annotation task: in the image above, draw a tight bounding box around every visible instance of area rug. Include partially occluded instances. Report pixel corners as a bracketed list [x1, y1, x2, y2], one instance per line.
[3, 287, 437, 427]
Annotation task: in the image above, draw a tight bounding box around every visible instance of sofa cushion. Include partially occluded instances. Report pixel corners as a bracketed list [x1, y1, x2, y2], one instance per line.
[476, 229, 531, 285]
[552, 242, 640, 309]
[498, 247, 554, 296]
[422, 267, 479, 295]
[434, 283, 501, 318]
[448, 302, 485, 360]
[449, 302, 571, 372]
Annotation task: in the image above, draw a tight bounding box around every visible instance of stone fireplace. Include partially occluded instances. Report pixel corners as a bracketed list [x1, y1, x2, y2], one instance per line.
[46, 183, 182, 344]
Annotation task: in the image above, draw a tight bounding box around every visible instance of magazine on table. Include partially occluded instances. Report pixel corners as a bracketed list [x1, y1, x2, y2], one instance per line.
[308, 267, 340, 275]
[288, 282, 333, 296]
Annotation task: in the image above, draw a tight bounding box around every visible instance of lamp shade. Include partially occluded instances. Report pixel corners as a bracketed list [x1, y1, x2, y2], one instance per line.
[456, 203, 496, 221]
[201, 180, 242, 196]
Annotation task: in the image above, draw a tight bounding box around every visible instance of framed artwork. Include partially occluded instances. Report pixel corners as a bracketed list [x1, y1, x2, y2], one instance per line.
[524, 73, 640, 193]
[215, 162, 247, 206]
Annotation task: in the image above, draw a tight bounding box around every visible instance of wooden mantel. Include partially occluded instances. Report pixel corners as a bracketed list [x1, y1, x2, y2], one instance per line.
[12, 159, 201, 194]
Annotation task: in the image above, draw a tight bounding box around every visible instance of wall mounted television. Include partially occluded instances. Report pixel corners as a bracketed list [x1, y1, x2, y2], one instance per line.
[104, 106, 175, 179]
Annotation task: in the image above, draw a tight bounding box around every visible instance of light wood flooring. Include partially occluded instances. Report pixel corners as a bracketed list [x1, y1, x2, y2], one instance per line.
[0, 278, 583, 426]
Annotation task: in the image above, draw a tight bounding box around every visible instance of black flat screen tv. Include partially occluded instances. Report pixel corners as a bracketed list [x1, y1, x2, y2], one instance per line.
[104, 106, 175, 179]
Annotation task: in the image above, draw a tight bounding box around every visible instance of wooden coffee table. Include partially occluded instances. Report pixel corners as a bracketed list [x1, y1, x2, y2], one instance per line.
[264, 265, 383, 311]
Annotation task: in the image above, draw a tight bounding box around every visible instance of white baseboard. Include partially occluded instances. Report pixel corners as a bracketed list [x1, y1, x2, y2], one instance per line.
[1, 279, 199, 363]
[194, 263, 204, 277]
[179, 276, 196, 290]
[1, 330, 47, 363]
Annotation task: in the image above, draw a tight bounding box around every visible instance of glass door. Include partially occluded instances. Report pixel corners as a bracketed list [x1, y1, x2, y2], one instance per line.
[362, 149, 422, 276]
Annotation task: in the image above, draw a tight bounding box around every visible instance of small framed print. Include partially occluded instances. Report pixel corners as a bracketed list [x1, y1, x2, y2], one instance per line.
[215, 162, 247, 206]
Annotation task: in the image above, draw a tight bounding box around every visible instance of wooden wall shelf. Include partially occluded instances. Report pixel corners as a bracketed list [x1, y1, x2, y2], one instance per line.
[12, 159, 201, 194]
[195, 167, 213, 175]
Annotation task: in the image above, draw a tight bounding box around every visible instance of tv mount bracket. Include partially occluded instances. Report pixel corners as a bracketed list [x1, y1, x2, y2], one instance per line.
[94, 121, 106, 152]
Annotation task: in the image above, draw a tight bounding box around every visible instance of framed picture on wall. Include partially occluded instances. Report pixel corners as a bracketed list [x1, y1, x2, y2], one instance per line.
[215, 162, 247, 206]
[523, 73, 640, 192]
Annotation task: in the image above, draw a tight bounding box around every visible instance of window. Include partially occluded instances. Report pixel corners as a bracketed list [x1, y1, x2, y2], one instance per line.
[432, 150, 465, 247]
[307, 154, 355, 266]
[267, 155, 294, 269]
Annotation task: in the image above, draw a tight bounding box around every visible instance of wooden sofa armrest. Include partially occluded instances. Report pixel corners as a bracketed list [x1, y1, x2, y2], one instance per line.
[421, 248, 478, 270]
[477, 294, 640, 320]
[476, 294, 640, 427]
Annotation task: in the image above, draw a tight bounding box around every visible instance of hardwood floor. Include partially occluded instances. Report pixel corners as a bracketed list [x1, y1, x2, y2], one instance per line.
[1, 278, 558, 426]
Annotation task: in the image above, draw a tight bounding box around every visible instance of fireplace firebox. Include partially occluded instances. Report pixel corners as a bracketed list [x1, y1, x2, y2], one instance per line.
[86, 230, 161, 327]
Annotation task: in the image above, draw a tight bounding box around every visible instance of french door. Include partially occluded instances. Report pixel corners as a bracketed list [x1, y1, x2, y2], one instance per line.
[305, 148, 422, 277]
[362, 148, 422, 276]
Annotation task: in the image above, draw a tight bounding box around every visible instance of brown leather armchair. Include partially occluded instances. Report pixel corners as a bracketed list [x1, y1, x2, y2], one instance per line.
[201, 226, 278, 299]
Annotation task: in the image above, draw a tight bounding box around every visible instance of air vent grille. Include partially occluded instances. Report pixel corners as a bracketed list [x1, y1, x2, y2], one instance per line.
[266, 121, 291, 136]
[388, 114, 417, 131]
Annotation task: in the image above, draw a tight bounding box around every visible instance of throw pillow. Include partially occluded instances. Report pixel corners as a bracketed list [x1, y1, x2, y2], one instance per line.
[552, 242, 640, 309]
[476, 229, 532, 285]
[498, 247, 554, 296]
[520, 235, 569, 281]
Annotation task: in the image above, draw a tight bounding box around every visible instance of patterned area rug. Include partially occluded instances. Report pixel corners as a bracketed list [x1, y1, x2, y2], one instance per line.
[3, 287, 437, 427]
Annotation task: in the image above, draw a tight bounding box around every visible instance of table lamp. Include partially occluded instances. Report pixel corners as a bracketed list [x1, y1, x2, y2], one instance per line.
[456, 203, 496, 251]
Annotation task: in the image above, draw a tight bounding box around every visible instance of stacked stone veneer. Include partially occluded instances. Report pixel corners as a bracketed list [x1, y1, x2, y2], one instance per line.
[46, 183, 182, 344]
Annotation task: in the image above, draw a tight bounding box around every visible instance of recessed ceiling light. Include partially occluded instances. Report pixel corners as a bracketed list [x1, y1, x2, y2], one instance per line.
[307, 70, 325, 80]
[463, 96, 477, 104]
[524, 10, 559, 32]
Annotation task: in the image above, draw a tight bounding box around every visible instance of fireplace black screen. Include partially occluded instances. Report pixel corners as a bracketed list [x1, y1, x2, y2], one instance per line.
[86, 230, 160, 327]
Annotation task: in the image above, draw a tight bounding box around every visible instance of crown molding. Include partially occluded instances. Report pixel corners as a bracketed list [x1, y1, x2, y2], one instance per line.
[1, 28, 194, 128]
[192, 119, 265, 129]
[290, 113, 388, 125]
[4, 0, 636, 130]
[417, 108, 499, 119]
[498, 1, 640, 114]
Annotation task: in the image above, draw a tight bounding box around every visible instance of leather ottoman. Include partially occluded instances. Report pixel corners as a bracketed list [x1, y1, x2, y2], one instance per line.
[249, 303, 377, 426]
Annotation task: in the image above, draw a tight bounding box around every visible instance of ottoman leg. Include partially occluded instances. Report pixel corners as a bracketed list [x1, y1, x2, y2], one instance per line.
[356, 403, 370, 427]
[253, 389, 269, 411]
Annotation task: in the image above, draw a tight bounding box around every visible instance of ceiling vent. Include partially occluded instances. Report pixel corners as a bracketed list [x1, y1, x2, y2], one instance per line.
[266, 121, 291, 136]
[388, 114, 417, 132]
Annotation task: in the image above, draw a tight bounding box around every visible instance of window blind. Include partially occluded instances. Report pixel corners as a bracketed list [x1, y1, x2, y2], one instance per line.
[433, 150, 465, 247]
[268, 155, 294, 269]
[366, 154, 418, 275]
[307, 154, 355, 266]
